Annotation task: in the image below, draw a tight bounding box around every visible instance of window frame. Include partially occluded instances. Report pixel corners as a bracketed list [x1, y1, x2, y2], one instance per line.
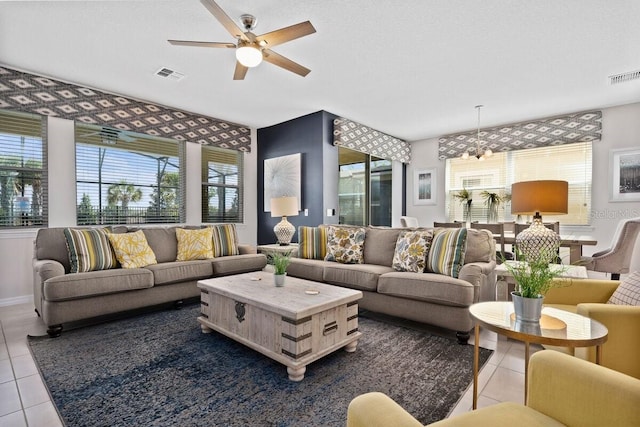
[201, 145, 244, 224]
[0, 109, 47, 229]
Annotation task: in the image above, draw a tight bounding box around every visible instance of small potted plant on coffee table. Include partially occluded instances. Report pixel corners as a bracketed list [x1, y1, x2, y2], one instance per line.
[502, 248, 568, 322]
[270, 251, 292, 287]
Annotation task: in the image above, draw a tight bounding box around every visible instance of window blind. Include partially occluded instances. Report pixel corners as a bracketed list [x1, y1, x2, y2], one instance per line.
[446, 142, 592, 225]
[75, 123, 185, 225]
[0, 109, 47, 228]
[202, 146, 243, 223]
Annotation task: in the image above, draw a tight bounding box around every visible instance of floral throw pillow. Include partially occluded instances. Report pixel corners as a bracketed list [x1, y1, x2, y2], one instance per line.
[392, 230, 433, 272]
[324, 226, 366, 264]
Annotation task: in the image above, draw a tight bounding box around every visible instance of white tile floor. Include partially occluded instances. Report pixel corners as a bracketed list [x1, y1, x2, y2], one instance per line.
[0, 302, 536, 426]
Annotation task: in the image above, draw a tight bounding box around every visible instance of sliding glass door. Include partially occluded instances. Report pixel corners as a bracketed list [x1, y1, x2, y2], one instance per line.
[338, 147, 392, 226]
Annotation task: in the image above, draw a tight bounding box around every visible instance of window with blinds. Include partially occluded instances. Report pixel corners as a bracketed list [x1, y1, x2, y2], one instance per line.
[202, 146, 243, 223]
[75, 123, 185, 225]
[0, 110, 47, 228]
[445, 142, 592, 225]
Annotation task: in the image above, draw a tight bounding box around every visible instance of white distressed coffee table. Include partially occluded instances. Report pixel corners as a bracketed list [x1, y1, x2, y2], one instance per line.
[197, 271, 363, 381]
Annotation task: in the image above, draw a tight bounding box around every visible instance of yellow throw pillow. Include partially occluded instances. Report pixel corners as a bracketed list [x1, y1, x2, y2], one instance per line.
[175, 227, 214, 261]
[107, 230, 157, 269]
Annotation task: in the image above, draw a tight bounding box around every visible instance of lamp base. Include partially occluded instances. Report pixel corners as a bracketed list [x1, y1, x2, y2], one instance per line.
[515, 216, 560, 263]
[274, 216, 295, 246]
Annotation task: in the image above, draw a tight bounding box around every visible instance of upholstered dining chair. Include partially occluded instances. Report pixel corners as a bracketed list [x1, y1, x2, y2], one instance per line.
[579, 217, 640, 280]
[471, 222, 508, 262]
[400, 216, 419, 227]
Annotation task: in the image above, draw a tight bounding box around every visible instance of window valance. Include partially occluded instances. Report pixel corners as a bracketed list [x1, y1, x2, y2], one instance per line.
[437, 110, 602, 160]
[333, 117, 411, 163]
[0, 66, 251, 152]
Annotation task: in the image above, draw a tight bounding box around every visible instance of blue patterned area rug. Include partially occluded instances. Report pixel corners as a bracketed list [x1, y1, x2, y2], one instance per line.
[29, 305, 492, 426]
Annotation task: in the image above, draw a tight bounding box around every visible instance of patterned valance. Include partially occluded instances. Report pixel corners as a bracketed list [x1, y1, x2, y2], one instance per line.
[438, 110, 602, 160]
[333, 117, 411, 163]
[0, 66, 251, 152]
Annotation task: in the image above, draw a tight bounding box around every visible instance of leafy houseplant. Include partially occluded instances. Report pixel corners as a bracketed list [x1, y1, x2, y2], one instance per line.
[480, 191, 503, 223]
[502, 248, 568, 322]
[270, 251, 292, 287]
[453, 188, 473, 225]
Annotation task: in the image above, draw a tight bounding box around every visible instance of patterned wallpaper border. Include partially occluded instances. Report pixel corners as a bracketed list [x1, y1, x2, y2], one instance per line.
[438, 110, 602, 160]
[333, 117, 411, 163]
[0, 66, 251, 152]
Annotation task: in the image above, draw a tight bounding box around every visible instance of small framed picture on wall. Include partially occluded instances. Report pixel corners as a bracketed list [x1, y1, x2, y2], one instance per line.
[610, 148, 640, 202]
[413, 168, 436, 205]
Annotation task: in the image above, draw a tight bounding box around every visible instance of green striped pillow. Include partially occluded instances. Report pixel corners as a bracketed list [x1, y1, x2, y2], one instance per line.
[64, 228, 118, 273]
[212, 224, 240, 257]
[427, 228, 468, 278]
[298, 226, 327, 260]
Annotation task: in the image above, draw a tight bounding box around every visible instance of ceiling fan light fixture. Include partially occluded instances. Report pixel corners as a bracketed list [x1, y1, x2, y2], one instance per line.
[236, 44, 263, 67]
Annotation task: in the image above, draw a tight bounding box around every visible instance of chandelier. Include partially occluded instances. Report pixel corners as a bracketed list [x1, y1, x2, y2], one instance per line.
[461, 105, 493, 161]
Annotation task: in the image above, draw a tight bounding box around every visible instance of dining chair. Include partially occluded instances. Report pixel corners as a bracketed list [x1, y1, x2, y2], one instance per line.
[471, 222, 508, 262]
[399, 216, 419, 227]
[579, 217, 640, 280]
[433, 221, 462, 228]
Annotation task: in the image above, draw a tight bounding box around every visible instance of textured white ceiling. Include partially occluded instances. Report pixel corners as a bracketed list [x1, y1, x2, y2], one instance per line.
[1, 0, 639, 141]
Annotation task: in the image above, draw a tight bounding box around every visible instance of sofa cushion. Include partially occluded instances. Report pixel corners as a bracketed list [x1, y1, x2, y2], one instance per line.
[608, 271, 640, 305]
[175, 227, 214, 261]
[298, 226, 327, 260]
[427, 228, 467, 278]
[364, 227, 403, 267]
[212, 224, 240, 257]
[107, 230, 158, 269]
[211, 254, 267, 276]
[392, 229, 433, 272]
[287, 258, 329, 282]
[325, 226, 366, 264]
[377, 272, 475, 306]
[465, 228, 495, 263]
[145, 260, 213, 286]
[63, 227, 118, 273]
[141, 227, 178, 263]
[43, 268, 154, 301]
[323, 263, 394, 292]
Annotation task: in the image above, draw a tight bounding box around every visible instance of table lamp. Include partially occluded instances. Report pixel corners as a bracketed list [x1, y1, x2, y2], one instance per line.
[511, 180, 568, 263]
[270, 196, 299, 245]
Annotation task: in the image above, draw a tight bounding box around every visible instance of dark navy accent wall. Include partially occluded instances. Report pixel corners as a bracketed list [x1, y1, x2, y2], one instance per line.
[257, 111, 338, 245]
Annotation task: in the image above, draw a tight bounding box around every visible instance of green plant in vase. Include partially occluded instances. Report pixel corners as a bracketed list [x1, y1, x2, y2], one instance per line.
[502, 248, 568, 322]
[453, 188, 473, 225]
[481, 190, 503, 223]
[270, 251, 292, 286]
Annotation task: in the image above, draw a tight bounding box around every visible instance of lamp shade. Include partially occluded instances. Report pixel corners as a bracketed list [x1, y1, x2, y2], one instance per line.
[236, 45, 263, 67]
[511, 180, 568, 215]
[270, 196, 299, 217]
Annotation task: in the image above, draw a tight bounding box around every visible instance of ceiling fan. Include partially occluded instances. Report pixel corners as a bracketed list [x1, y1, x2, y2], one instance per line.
[168, 0, 316, 80]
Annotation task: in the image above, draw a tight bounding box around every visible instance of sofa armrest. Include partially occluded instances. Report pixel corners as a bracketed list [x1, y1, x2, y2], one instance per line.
[527, 350, 640, 426]
[543, 278, 619, 305]
[347, 392, 423, 427]
[33, 259, 65, 282]
[576, 303, 640, 378]
[237, 244, 257, 255]
[459, 261, 497, 302]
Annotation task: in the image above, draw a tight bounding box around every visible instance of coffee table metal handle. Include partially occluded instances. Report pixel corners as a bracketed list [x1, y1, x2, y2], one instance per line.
[323, 321, 338, 335]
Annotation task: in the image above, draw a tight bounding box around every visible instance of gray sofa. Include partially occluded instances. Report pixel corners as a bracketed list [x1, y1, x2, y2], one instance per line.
[287, 226, 497, 343]
[33, 225, 267, 337]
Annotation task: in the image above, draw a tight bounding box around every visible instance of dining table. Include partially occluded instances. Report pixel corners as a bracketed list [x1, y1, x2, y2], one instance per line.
[501, 232, 597, 264]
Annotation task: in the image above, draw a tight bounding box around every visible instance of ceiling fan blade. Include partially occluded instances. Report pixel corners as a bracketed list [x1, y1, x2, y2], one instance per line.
[168, 40, 236, 48]
[200, 0, 248, 41]
[257, 21, 316, 48]
[233, 62, 249, 80]
[262, 49, 311, 77]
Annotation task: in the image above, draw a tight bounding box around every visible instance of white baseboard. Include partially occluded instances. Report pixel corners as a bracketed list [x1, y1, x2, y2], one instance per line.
[0, 294, 33, 307]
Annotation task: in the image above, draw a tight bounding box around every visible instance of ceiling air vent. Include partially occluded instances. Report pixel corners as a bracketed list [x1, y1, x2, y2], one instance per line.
[609, 69, 640, 85]
[155, 67, 185, 81]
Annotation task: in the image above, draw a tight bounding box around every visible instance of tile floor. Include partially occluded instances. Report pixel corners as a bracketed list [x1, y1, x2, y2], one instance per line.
[0, 302, 536, 426]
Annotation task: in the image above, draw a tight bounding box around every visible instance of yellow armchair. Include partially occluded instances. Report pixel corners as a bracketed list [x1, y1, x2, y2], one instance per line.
[347, 350, 640, 427]
[544, 278, 640, 379]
